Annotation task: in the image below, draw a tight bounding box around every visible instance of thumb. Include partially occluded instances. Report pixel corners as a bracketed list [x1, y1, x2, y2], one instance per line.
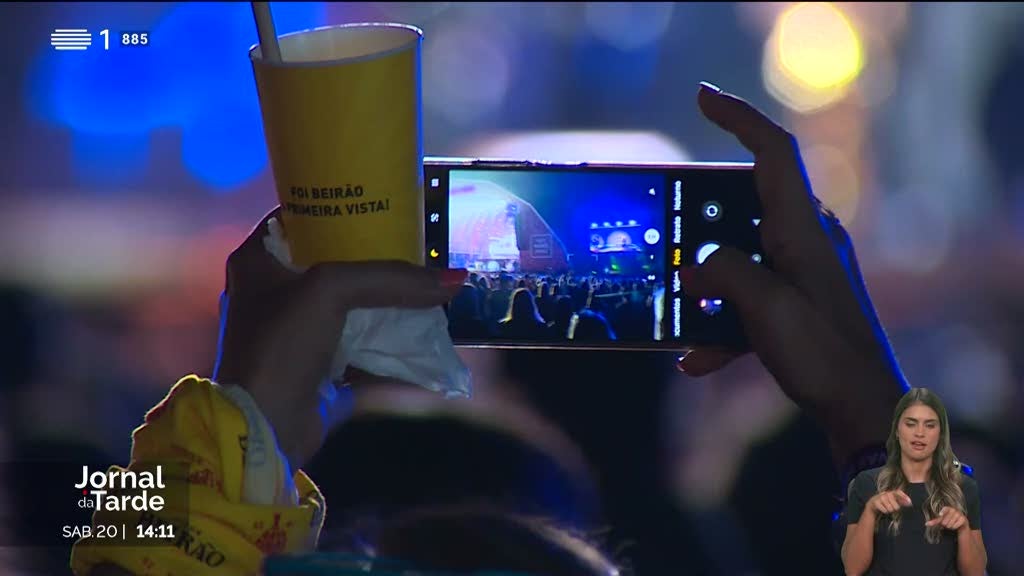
[681, 247, 836, 393]
[925, 509, 947, 526]
[682, 246, 793, 340]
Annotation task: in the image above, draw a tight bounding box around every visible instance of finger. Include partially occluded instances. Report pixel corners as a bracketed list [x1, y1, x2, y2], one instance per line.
[896, 490, 913, 507]
[925, 517, 939, 527]
[226, 207, 295, 293]
[944, 511, 963, 529]
[309, 261, 467, 313]
[676, 347, 744, 377]
[245, 266, 466, 416]
[320, 381, 356, 429]
[681, 248, 792, 335]
[680, 248, 855, 406]
[935, 509, 956, 529]
[341, 365, 413, 390]
[233, 206, 284, 259]
[697, 82, 790, 157]
[697, 83, 882, 349]
[696, 83, 821, 228]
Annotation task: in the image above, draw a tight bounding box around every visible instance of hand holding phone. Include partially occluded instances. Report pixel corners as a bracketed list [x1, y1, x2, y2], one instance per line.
[423, 82, 908, 458]
[680, 83, 907, 468]
[424, 157, 763, 350]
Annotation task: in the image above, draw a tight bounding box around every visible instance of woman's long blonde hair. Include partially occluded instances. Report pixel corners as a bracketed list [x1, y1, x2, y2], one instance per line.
[876, 388, 965, 544]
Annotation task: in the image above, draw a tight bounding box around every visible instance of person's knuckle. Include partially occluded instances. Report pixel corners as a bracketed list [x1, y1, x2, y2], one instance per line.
[226, 243, 250, 272]
[304, 263, 347, 312]
[305, 262, 333, 285]
[226, 246, 243, 268]
[816, 199, 842, 230]
[781, 129, 801, 156]
[376, 259, 418, 284]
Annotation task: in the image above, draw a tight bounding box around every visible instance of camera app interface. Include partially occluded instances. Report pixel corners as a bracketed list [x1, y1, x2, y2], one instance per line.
[444, 169, 666, 345]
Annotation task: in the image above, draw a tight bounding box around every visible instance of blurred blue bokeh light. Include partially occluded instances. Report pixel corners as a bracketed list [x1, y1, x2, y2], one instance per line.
[72, 132, 150, 187]
[181, 96, 269, 190]
[28, 2, 327, 192]
[574, 40, 661, 107]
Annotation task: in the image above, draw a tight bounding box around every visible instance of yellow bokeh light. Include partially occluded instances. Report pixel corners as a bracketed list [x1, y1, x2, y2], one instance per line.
[776, 2, 864, 91]
[763, 39, 850, 114]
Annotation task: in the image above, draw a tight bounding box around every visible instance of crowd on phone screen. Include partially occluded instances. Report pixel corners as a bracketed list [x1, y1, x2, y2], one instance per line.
[447, 271, 661, 343]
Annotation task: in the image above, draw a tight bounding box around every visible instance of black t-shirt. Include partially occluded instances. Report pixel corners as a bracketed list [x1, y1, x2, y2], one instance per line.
[846, 466, 982, 576]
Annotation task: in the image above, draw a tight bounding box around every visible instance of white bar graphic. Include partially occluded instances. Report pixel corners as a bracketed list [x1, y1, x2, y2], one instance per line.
[51, 28, 92, 51]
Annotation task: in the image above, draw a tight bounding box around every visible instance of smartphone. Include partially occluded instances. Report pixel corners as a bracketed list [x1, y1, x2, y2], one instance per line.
[423, 157, 763, 351]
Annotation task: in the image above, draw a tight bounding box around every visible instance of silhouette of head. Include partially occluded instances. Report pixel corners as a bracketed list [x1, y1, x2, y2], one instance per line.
[506, 288, 544, 324]
[304, 413, 603, 554]
[500, 274, 515, 290]
[569, 310, 616, 341]
[450, 284, 482, 320]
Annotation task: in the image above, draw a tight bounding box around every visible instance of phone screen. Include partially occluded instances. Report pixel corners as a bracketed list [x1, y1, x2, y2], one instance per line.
[424, 158, 762, 350]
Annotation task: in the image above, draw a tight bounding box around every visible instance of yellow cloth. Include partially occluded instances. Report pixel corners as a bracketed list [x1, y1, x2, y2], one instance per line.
[70, 375, 325, 576]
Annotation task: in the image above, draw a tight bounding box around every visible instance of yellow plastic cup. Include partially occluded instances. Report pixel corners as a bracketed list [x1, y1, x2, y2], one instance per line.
[250, 23, 424, 267]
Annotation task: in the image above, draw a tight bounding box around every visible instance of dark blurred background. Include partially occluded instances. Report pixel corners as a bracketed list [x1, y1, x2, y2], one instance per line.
[1, 2, 1022, 575]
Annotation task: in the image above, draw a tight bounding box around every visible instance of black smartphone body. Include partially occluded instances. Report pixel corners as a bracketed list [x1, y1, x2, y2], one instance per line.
[423, 157, 763, 351]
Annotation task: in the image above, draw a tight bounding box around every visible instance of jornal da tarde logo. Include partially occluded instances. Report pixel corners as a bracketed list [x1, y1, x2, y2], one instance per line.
[75, 466, 166, 512]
